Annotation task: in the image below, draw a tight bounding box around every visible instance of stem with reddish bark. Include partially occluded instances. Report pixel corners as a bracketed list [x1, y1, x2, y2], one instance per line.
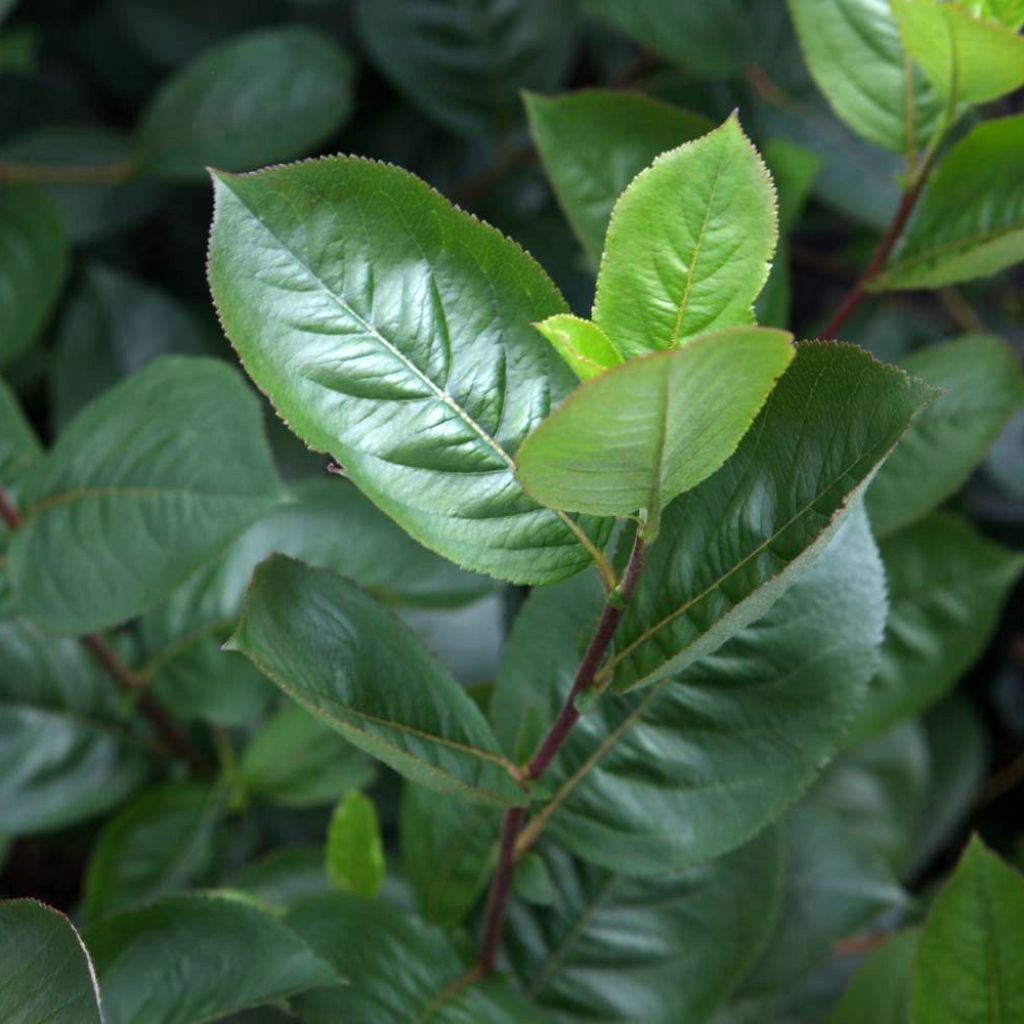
[477, 528, 647, 973]
[0, 484, 208, 773]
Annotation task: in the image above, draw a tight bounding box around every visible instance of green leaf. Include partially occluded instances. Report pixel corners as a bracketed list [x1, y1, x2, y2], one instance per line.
[86, 892, 339, 1024]
[517, 327, 794, 536]
[525, 90, 712, 265]
[851, 511, 1024, 742]
[355, 0, 576, 137]
[228, 555, 527, 806]
[0, 185, 68, 366]
[51, 263, 210, 430]
[326, 790, 385, 897]
[240, 702, 377, 809]
[229, 847, 332, 914]
[208, 156, 606, 585]
[607, 342, 933, 694]
[0, 125, 162, 243]
[82, 782, 225, 923]
[787, 0, 944, 152]
[286, 892, 545, 1022]
[532, 314, 623, 382]
[0, 899, 103, 1023]
[0, 375, 40, 486]
[867, 335, 1024, 536]
[593, 116, 778, 358]
[0, 604, 149, 835]
[505, 830, 785, 1024]
[7, 356, 282, 635]
[911, 837, 1024, 1022]
[831, 931, 918, 1024]
[492, 504, 887, 875]
[892, 0, 1024, 105]
[139, 27, 354, 179]
[874, 114, 1024, 289]
[583, 0, 756, 77]
[401, 783, 499, 928]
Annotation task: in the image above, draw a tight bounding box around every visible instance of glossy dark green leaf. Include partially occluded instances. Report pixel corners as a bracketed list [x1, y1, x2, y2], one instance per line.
[240, 702, 377, 809]
[287, 892, 545, 1022]
[356, 0, 576, 137]
[209, 156, 605, 584]
[787, 0, 943, 152]
[875, 115, 1024, 289]
[0, 185, 68, 366]
[492, 504, 887, 875]
[505, 830, 785, 1024]
[607, 343, 932, 693]
[583, 0, 756, 77]
[0, 125, 161, 242]
[0, 603, 149, 834]
[516, 328, 794, 537]
[593, 116, 778, 357]
[851, 512, 1023, 742]
[831, 931, 917, 1024]
[911, 838, 1024, 1022]
[0, 899, 103, 1023]
[229, 847, 332, 914]
[326, 790, 385, 897]
[139, 27, 354, 179]
[82, 782, 226, 922]
[867, 335, 1024, 536]
[401, 783, 499, 928]
[86, 892, 339, 1024]
[51, 263, 210, 430]
[0, 375, 40, 485]
[228, 556, 527, 806]
[525, 89, 712, 264]
[7, 356, 282, 635]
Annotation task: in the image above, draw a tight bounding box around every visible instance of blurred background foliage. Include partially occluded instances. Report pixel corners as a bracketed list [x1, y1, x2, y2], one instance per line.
[1, 1, 1023, 1019]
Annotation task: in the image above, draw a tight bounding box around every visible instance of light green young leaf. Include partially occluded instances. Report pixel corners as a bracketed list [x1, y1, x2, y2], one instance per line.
[851, 511, 1024, 743]
[0, 185, 68, 366]
[868, 334, 1024, 536]
[505, 831, 785, 1024]
[7, 356, 282, 635]
[240, 702, 377, 809]
[0, 899, 103, 1023]
[911, 837, 1024, 1022]
[227, 556, 527, 807]
[287, 893, 545, 1022]
[593, 116, 778, 358]
[208, 157, 605, 586]
[492, 505, 887, 875]
[356, 0, 576, 137]
[82, 782, 225, 923]
[516, 327, 795, 539]
[139, 27, 354, 179]
[787, 0, 944, 153]
[892, 0, 1024, 105]
[525, 90, 712, 264]
[874, 114, 1024, 289]
[831, 931, 918, 1024]
[532, 314, 623, 382]
[326, 790, 385, 898]
[86, 892, 339, 1024]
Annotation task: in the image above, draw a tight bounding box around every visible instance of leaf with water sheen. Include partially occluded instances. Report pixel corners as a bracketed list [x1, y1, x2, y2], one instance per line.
[7, 356, 282, 635]
[0, 899, 103, 1023]
[228, 555, 526, 806]
[875, 114, 1024, 289]
[208, 157, 605, 585]
[525, 89, 712, 264]
[593, 116, 778, 358]
[516, 327, 794, 537]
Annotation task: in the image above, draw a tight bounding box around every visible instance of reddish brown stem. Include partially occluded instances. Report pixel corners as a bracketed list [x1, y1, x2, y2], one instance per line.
[818, 175, 928, 340]
[1, 484, 208, 773]
[477, 529, 647, 973]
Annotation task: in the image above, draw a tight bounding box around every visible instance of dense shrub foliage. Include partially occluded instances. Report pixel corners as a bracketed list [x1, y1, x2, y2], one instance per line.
[1, 1, 1024, 1022]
